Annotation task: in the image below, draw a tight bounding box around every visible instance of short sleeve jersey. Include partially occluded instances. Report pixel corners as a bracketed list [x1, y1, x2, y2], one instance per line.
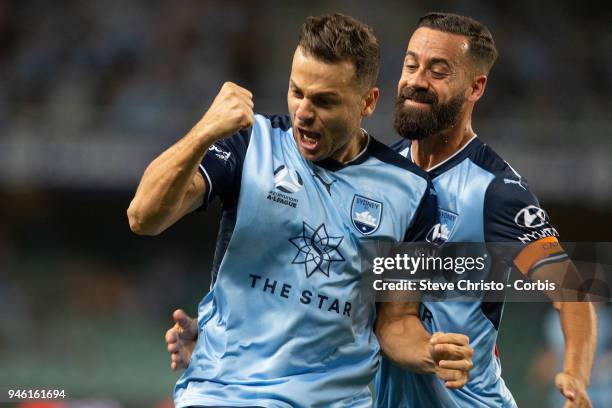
[375, 136, 565, 408]
[173, 114, 437, 408]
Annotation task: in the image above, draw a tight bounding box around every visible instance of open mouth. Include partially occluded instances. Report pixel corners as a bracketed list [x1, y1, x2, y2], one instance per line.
[297, 127, 322, 151]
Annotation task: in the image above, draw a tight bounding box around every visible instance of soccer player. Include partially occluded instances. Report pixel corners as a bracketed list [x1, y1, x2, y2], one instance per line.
[130, 14, 472, 408]
[375, 12, 597, 408]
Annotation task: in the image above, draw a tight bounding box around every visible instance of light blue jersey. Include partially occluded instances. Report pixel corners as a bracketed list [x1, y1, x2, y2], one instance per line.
[376, 136, 563, 408]
[174, 114, 437, 408]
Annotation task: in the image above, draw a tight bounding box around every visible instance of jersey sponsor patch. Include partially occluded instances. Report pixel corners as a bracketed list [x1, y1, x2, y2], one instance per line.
[513, 205, 560, 243]
[209, 144, 232, 161]
[514, 205, 547, 228]
[516, 226, 560, 243]
[351, 195, 383, 235]
[289, 222, 345, 278]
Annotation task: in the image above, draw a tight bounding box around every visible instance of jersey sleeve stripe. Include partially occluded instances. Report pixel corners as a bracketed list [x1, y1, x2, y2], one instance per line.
[526, 253, 570, 278]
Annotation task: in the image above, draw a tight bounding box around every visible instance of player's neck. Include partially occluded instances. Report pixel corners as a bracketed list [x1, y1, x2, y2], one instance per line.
[334, 128, 368, 163]
[411, 117, 475, 172]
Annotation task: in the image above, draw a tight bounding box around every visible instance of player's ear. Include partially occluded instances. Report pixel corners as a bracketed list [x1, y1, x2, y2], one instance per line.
[361, 86, 379, 117]
[467, 75, 487, 103]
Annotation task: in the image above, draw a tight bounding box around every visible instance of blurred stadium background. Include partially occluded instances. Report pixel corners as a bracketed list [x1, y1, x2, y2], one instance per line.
[0, 0, 610, 407]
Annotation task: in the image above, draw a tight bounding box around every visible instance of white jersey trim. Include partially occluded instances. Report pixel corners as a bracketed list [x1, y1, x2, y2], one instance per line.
[344, 129, 371, 164]
[410, 135, 478, 172]
[199, 164, 213, 204]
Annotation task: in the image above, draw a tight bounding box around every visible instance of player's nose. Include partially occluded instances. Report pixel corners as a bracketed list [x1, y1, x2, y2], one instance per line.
[401, 67, 428, 92]
[295, 98, 315, 125]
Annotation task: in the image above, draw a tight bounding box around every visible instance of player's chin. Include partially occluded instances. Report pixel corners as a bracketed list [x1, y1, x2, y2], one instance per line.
[297, 145, 326, 162]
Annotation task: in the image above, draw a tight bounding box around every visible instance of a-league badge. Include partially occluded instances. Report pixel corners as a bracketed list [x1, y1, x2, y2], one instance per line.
[351, 195, 382, 235]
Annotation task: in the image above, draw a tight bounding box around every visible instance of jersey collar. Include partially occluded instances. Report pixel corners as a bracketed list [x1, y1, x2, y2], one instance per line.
[408, 135, 480, 177]
[314, 130, 371, 171]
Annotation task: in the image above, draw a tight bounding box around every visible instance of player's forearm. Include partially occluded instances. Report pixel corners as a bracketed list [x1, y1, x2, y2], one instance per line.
[375, 311, 435, 373]
[128, 121, 214, 234]
[555, 301, 597, 385]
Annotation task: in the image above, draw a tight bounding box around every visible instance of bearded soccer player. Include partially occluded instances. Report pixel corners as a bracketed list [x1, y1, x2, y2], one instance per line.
[130, 14, 473, 408]
[374, 12, 597, 408]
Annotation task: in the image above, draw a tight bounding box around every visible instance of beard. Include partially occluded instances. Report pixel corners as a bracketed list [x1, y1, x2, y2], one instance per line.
[393, 86, 466, 140]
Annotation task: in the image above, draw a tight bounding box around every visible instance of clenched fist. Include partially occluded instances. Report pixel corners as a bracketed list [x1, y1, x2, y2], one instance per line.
[430, 332, 474, 389]
[198, 82, 254, 142]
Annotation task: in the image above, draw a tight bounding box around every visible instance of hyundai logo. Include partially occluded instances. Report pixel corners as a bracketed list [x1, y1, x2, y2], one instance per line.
[514, 205, 547, 228]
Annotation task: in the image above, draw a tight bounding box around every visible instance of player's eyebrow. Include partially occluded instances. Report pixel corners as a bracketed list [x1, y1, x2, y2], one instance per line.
[289, 79, 301, 91]
[313, 91, 341, 100]
[429, 58, 452, 69]
[289, 80, 341, 99]
[405, 51, 452, 69]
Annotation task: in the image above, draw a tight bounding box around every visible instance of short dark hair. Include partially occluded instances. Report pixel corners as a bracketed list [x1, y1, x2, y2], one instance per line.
[417, 12, 498, 75]
[298, 13, 380, 87]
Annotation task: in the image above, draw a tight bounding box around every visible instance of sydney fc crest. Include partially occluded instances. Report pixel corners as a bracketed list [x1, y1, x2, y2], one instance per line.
[351, 195, 382, 235]
[426, 208, 457, 244]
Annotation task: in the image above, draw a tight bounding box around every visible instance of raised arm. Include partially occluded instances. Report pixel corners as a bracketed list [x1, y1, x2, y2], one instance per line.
[127, 82, 254, 235]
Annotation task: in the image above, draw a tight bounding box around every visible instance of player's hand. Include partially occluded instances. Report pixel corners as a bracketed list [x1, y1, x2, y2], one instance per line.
[430, 332, 473, 389]
[199, 82, 254, 142]
[165, 309, 198, 371]
[555, 372, 592, 408]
